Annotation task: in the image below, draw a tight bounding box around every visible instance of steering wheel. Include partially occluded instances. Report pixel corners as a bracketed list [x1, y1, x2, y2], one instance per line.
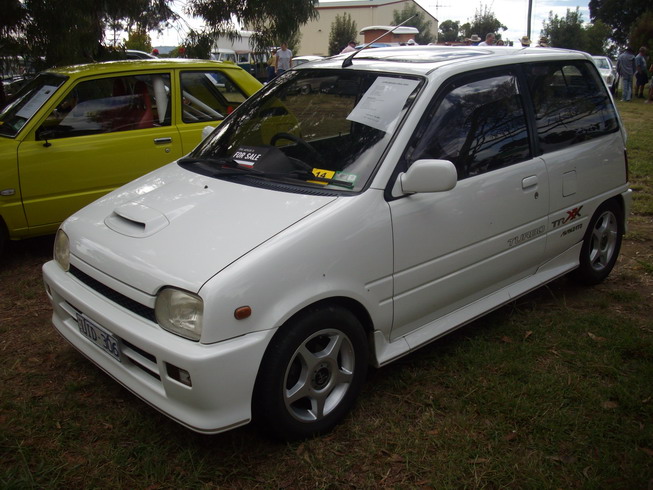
[270, 132, 324, 168]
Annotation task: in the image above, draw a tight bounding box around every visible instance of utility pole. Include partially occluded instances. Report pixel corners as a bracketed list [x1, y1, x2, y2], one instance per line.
[432, 0, 451, 20]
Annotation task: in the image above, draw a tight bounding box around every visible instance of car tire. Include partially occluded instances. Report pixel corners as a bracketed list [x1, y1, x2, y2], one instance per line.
[252, 305, 368, 440]
[570, 199, 623, 285]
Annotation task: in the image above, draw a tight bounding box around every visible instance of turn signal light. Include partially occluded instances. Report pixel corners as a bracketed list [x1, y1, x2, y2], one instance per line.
[234, 306, 252, 320]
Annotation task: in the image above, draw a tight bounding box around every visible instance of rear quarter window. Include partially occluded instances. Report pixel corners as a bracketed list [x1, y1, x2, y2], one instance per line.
[526, 60, 619, 153]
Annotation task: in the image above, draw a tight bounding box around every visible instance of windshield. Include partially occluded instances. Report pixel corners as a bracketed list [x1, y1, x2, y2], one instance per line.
[0, 73, 67, 137]
[185, 69, 422, 193]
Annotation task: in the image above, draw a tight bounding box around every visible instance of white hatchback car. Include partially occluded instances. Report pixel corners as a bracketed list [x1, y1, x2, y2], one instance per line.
[592, 55, 618, 93]
[43, 46, 631, 440]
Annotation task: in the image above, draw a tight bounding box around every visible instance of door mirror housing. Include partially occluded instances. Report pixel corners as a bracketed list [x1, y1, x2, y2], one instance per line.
[400, 159, 458, 194]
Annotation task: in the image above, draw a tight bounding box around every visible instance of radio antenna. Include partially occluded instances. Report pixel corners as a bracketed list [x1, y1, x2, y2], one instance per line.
[342, 14, 417, 68]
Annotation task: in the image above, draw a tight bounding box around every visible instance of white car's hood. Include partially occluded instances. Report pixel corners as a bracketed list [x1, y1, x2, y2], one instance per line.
[64, 162, 338, 294]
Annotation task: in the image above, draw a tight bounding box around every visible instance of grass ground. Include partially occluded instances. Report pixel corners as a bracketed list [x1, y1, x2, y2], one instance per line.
[1, 99, 652, 489]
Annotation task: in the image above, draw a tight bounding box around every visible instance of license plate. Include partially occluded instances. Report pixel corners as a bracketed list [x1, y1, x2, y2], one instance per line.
[76, 313, 121, 362]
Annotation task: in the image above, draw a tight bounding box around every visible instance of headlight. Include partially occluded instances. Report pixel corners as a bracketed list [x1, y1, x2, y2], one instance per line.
[53, 229, 70, 271]
[155, 288, 203, 341]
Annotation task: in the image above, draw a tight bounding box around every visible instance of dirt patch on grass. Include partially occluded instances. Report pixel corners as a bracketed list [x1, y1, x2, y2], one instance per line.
[1, 216, 652, 488]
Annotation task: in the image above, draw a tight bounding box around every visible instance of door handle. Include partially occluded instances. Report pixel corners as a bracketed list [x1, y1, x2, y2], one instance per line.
[154, 137, 172, 144]
[522, 175, 538, 189]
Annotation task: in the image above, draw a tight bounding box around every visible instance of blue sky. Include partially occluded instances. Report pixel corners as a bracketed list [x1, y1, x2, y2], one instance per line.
[149, 0, 593, 47]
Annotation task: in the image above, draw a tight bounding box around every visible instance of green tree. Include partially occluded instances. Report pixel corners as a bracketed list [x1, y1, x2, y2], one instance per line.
[541, 8, 612, 55]
[469, 5, 507, 41]
[392, 3, 436, 45]
[460, 22, 472, 39]
[541, 8, 585, 50]
[124, 28, 152, 52]
[187, 0, 318, 52]
[589, 0, 651, 45]
[439, 20, 461, 43]
[628, 10, 653, 52]
[0, 0, 27, 57]
[328, 12, 358, 55]
[179, 29, 214, 59]
[16, 0, 175, 66]
[585, 19, 613, 55]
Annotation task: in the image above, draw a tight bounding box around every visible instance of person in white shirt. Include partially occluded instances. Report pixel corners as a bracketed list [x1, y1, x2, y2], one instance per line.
[274, 43, 293, 76]
[478, 33, 495, 46]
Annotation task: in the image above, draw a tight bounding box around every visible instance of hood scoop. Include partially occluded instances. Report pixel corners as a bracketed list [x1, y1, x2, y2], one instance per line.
[104, 202, 170, 238]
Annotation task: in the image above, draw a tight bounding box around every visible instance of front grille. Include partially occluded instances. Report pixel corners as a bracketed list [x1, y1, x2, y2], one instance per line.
[70, 265, 157, 323]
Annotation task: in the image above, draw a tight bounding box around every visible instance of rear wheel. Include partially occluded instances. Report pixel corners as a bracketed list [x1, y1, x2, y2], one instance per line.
[253, 305, 368, 440]
[571, 200, 623, 285]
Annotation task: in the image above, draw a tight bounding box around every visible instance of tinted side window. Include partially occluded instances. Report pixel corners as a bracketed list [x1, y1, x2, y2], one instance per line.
[38, 74, 171, 139]
[526, 61, 618, 153]
[180, 71, 248, 123]
[408, 71, 530, 180]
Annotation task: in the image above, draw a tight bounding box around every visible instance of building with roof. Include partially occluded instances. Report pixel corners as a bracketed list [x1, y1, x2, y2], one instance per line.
[298, 0, 437, 56]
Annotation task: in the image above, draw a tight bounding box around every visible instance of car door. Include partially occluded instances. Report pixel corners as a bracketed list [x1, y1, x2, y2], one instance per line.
[524, 60, 625, 259]
[389, 68, 549, 341]
[17, 72, 183, 229]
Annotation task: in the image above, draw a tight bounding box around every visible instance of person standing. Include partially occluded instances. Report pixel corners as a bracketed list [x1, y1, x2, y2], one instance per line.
[469, 34, 481, 45]
[266, 48, 277, 83]
[340, 41, 357, 54]
[478, 33, 495, 46]
[617, 47, 636, 101]
[274, 42, 292, 76]
[635, 47, 649, 99]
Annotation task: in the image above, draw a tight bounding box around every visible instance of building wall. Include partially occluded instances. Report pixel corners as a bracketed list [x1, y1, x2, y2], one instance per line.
[298, 0, 437, 56]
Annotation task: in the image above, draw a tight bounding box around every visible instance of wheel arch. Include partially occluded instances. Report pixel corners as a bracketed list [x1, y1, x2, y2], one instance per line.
[265, 295, 375, 356]
[612, 194, 627, 230]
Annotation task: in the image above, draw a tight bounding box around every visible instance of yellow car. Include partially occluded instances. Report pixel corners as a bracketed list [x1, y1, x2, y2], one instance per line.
[0, 59, 261, 253]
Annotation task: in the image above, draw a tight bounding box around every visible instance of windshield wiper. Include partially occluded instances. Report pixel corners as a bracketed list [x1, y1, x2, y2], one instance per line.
[178, 156, 264, 175]
[179, 157, 354, 189]
[288, 170, 354, 189]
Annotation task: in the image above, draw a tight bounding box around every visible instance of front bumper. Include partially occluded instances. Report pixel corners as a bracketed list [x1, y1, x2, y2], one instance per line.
[43, 260, 274, 434]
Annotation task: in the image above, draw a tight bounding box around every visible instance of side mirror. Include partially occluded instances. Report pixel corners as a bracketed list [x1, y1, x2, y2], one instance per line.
[201, 125, 216, 140]
[400, 159, 458, 194]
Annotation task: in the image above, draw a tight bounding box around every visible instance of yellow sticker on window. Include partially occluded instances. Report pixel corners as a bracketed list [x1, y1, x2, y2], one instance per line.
[309, 168, 336, 185]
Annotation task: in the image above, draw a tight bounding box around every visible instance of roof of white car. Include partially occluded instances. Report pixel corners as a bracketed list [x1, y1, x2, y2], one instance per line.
[295, 45, 590, 77]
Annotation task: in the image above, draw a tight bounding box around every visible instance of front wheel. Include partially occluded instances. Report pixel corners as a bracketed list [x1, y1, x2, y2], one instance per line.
[571, 200, 624, 285]
[253, 305, 368, 440]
